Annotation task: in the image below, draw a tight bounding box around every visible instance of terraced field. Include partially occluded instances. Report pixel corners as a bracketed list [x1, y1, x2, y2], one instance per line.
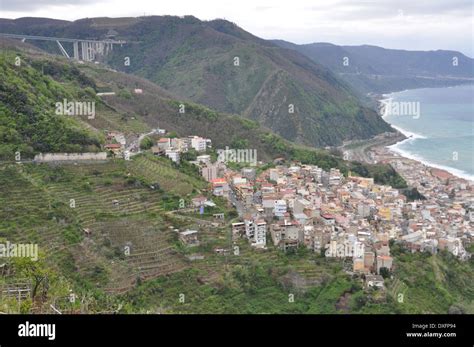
[0, 161, 193, 293]
[127, 154, 205, 196]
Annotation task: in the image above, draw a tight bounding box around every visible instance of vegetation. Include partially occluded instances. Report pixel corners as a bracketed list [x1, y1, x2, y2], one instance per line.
[0, 52, 103, 159]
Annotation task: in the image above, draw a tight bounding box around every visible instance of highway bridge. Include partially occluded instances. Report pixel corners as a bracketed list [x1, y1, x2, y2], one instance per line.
[0, 33, 126, 61]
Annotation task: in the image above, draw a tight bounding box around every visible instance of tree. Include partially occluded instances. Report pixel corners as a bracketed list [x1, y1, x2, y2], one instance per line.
[379, 267, 390, 279]
[140, 136, 154, 150]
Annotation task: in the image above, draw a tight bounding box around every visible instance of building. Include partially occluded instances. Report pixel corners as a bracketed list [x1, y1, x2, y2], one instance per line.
[242, 168, 256, 181]
[244, 220, 255, 239]
[179, 230, 199, 246]
[274, 200, 287, 218]
[196, 155, 211, 165]
[376, 255, 393, 274]
[189, 136, 209, 152]
[165, 149, 180, 163]
[353, 258, 365, 272]
[171, 138, 188, 152]
[104, 143, 122, 155]
[365, 274, 385, 289]
[201, 164, 218, 182]
[157, 138, 171, 151]
[232, 222, 245, 240]
[253, 220, 267, 248]
[211, 178, 229, 197]
[269, 168, 279, 182]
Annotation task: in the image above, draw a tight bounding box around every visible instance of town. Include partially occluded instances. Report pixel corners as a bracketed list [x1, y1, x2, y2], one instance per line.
[102, 127, 473, 291]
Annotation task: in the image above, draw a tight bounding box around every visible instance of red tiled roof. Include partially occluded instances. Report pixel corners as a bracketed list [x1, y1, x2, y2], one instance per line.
[105, 144, 121, 149]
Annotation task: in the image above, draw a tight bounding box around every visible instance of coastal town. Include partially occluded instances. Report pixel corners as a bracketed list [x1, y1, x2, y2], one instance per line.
[102, 126, 474, 291]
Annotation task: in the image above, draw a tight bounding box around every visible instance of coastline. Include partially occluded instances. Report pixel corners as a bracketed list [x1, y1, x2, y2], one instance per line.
[375, 89, 474, 184]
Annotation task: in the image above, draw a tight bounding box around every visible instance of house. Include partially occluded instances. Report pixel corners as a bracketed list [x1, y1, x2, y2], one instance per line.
[196, 155, 211, 165]
[274, 200, 287, 218]
[188, 136, 209, 152]
[165, 149, 180, 163]
[179, 230, 199, 246]
[210, 178, 229, 197]
[321, 213, 336, 225]
[271, 220, 302, 250]
[232, 222, 245, 240]
[201, 164, 218, 182]
[104, 143, 122, 155]
[157, 138, 171, 151]
[376, 255, 393, 274]
[151, 146, 164, 155]
[253, 220, 267, 248]
[365, 274, 385, 289]
[191, 196, 208, 208]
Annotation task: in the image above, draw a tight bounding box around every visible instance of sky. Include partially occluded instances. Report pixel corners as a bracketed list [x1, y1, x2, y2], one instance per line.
[1, 0, 473, 56]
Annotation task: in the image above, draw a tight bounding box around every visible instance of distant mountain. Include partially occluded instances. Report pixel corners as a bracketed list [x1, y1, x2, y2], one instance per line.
[0, 16, 393, 147]
[272, 40, 474, 94]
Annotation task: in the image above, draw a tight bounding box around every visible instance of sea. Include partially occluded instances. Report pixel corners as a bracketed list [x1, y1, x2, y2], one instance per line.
[381, 84, 474, 181]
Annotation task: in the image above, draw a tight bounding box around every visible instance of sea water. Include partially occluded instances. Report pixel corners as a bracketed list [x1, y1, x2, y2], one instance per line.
[382, 84, 474, 181]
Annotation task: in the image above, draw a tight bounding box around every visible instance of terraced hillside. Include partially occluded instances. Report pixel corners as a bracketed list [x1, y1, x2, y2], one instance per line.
[0, 158, 196, 298]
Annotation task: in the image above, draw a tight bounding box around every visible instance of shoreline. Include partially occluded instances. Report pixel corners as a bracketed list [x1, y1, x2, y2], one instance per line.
[374, 88, 474, 184]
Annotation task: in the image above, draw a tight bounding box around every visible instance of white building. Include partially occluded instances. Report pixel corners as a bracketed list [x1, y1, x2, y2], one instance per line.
[189, 136, 208, 152]
[253, 220, 267, 248]
[329, 168, 342, 186]
[274, 200, 287, 218]
[269, 168, 279, 182]
[196, 154, 211, 164]
[165, 149, 180, 164]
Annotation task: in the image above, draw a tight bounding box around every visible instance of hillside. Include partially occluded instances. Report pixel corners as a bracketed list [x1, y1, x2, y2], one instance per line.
[1, 159, 472, 314]
[0, 42, 472, 315]
[272, 40, 474, 94]
[0, 40, 408, 187]
[0, 16, 393, 147]
[0, 49, 103, 159]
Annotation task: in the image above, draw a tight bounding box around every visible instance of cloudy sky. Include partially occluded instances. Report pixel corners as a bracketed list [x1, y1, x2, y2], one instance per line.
[2, 0, 473, 56]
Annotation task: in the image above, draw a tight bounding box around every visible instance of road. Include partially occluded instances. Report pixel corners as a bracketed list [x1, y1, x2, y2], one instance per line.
[125, 128, 160, 157]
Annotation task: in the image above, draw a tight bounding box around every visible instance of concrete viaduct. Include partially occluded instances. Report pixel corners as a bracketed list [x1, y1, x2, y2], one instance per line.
[0, 33, 126, 61]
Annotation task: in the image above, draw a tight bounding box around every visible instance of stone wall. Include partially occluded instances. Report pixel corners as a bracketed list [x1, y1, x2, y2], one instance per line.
[34, 152, 107, 162]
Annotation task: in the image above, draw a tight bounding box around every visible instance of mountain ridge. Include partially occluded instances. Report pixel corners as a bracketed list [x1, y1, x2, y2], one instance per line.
[272, 39, 474, 94]
[0, 16, 393, 147]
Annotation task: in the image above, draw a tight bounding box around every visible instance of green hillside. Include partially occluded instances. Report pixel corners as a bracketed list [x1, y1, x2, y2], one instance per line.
[0, 16, 393, 147]
[0, 51, 103, 159]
